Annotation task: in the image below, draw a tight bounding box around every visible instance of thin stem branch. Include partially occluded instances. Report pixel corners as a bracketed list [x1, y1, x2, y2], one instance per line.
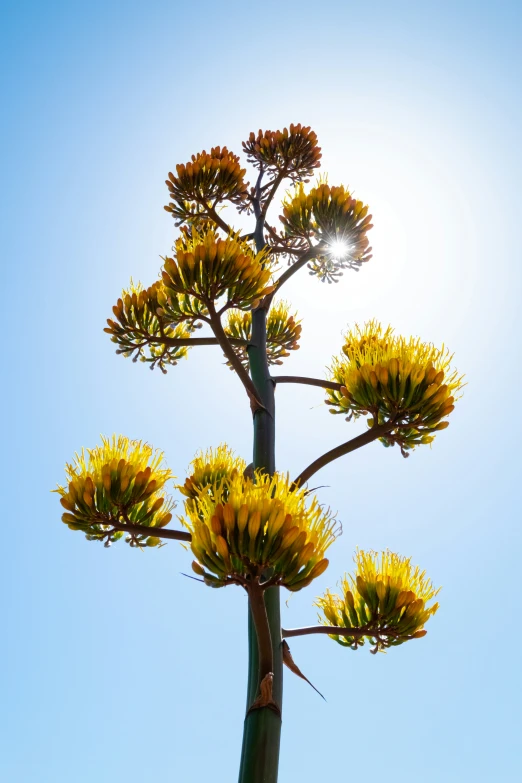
[109, 517, 192, 542]
[272, 375, 343, 392]
[206, 301, 265, 411]
[292, 421, 395, 487]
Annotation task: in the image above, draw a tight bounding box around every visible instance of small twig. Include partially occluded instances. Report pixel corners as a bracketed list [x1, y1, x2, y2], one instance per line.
[272, 375, 343, 392]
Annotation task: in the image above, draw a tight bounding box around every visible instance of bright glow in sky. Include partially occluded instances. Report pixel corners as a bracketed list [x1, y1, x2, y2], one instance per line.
[2, 1, 521, 782]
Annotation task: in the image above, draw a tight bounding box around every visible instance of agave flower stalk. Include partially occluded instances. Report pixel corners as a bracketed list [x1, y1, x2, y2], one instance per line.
[55, 123, 462, 783]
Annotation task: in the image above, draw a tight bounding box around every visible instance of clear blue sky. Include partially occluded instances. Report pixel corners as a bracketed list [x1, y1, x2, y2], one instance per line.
[2, 1, 521, 781]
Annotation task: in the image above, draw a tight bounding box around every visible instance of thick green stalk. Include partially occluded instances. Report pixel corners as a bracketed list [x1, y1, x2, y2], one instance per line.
[238, 306, 283, 783]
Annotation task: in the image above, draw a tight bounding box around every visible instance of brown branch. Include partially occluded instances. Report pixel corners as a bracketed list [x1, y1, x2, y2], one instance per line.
[292, 421, 396, 487]
[248, 583, 274, 683]
[261, 172, 285, 218]
[265, 244, 326, 307]
[206, 301, 265, 411]
[152, 335, 250, 348]
[204, 203, 232, 235]
[272, 375, 343, 392]
[109, 517, 192, 542]
[282, 625, 410, 640]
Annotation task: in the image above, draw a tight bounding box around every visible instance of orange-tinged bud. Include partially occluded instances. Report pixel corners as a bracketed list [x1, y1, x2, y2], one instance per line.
[432, 420, 450, 430]
[210, 515, 222, 536]
[309, 558, 329, 579]
[157, 512, 172, 527]
[192, 561, 205, 576]
[396, 590, 416, 608]
[248, 510, 261, 539]
[237, 504, 249, 532]
[280, 526, 300, 550]
[151, 497, 164, 513]
[143, 480, 157, 496]
[60, 497, 75, 511]
[378, 366, 389, 385]
[223, 503, 235, 531]
[215, 535, 230, 561]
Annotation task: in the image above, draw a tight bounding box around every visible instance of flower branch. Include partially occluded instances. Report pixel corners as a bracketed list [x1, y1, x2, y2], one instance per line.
[292, 421, 396, 487]
[272, 375, 343, 392]
[207, 301, 265, 411]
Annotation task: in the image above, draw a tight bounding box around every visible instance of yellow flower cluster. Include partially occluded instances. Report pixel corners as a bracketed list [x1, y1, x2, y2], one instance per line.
[316, 550, 440, 651]
[105, 280, 196, 373]
[55, 436, 174, 547]
[280, 182, 373, 269]
[178, 444, 247, 504]
[162, 227, 275, 310]
[180, 446, 338, 590]
[164, 147, 249, 223]
[327, 321, 464, 454]
[224, 301, 302, 369]
[242, 124, 322, 182]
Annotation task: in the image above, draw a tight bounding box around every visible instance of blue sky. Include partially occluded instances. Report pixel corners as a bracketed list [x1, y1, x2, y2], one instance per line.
[2, 1, 521, 781]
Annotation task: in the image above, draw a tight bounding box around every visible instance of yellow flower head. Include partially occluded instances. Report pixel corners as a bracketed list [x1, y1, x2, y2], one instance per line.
[178, 444, 247, 502]
[162, 226, 276, 310]
[242, 124, 322, 182]
[164, 146, 250, 223]
[316, 549, 440, 652]
[182, 465, 338, 590]
[280, 182, 373, 279]
[55, 436, 175, 547]
[224, 300, 302, 369]
[327, 320, 464, 455]
[105, 280, 197, 373]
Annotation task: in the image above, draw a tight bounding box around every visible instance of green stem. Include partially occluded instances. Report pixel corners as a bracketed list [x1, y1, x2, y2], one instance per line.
[238, 306, 283, 783]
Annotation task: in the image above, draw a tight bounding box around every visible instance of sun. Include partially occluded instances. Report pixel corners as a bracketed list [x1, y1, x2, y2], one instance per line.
[328, 239, 352, 260]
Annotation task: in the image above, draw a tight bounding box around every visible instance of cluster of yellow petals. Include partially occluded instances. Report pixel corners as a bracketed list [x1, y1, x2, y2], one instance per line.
[162, 227, 275, 310]
[56, 436, 174, 545]
[178, 444, 247, 504]
[316, 549, 440, 651]
[280, 182, 373, 264]
[224, 300, 302, 369]
[180, 446, 338, 590]
[327, 321, 464, 454]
